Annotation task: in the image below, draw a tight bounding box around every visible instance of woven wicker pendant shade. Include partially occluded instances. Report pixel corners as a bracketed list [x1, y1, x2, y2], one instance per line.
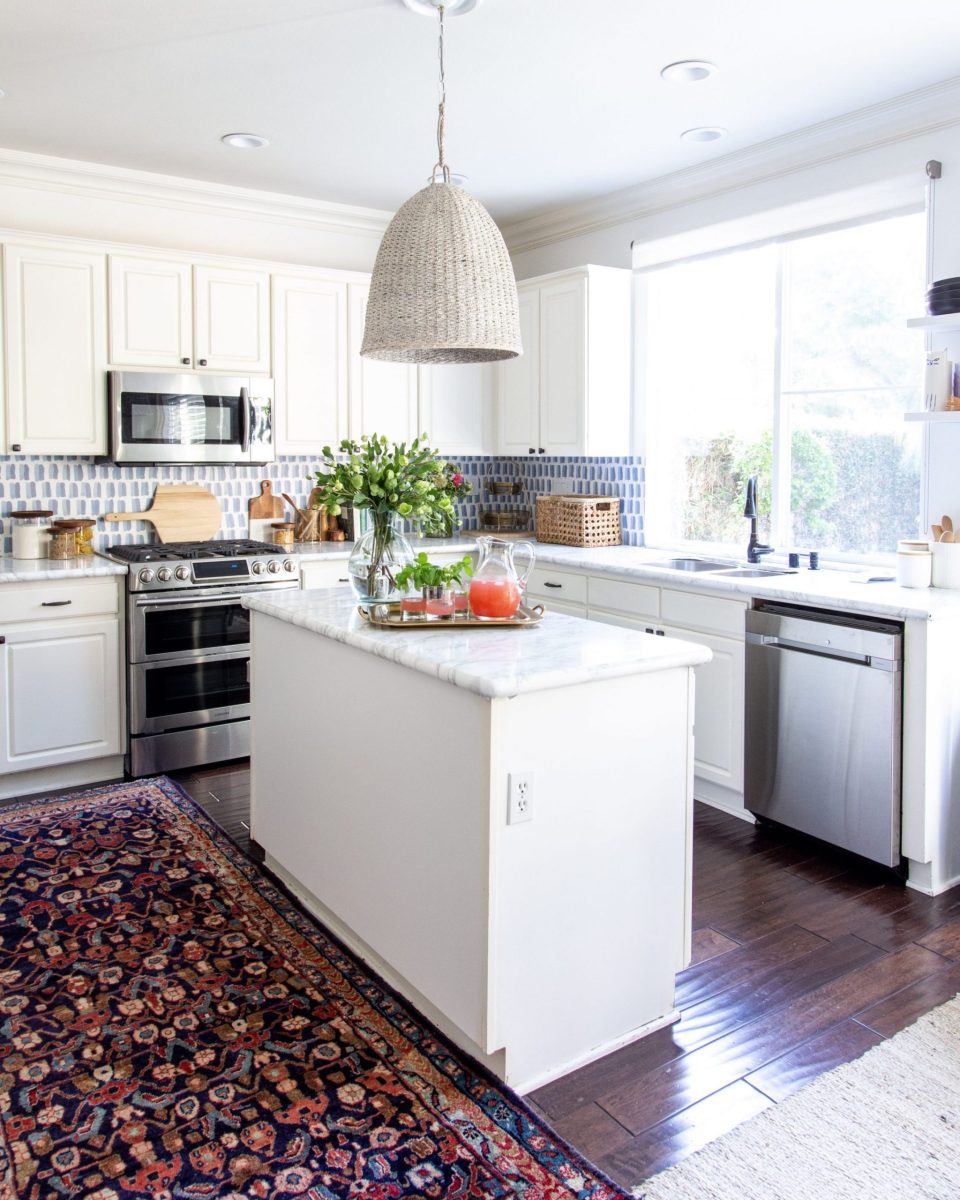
[361, 180, 521, 364]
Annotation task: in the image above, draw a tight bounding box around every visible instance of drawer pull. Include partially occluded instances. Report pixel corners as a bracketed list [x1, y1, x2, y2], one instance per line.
[338, 577, 349, 583]
[543, 581, 563, 589]
[41, 600, 73, 607]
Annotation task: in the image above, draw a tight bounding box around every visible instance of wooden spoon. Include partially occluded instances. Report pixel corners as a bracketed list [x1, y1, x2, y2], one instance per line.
[932, 524, 943, 541]
[942, 514, 954, 534]
[941, 530, 955, 543]
[282, 492, 307, 521]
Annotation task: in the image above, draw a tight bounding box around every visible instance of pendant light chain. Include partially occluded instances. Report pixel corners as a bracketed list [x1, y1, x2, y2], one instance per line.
[435, 4, 450, 182]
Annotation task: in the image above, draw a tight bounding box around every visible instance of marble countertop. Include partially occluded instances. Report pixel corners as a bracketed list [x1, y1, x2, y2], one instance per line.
[243, 588, 711, 700]
[0, 554, 128, 583]
[295, 537, 960, 621]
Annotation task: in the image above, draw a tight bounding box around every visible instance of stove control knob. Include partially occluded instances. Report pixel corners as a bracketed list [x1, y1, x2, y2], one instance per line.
[267, 559, 281, 574]
[175, 566, 190, 581]
[283, 559, 296, 572]
[252, 561, 266, 575]
[138, 568, 155, 584]
[157, 568, 173, 582]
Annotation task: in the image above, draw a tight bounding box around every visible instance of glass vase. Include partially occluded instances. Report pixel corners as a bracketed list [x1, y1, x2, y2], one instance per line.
[347, 511, 415, 602]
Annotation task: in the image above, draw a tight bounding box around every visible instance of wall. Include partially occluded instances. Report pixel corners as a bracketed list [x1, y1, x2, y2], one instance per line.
[1, 453, 645, 554]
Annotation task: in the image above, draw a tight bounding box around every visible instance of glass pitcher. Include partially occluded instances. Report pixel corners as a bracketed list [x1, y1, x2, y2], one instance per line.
[469, 537, 535, 619]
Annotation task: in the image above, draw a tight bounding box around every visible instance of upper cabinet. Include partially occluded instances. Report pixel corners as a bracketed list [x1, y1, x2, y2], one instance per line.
[496, 266, 631, 457]
[347, 284, 418, 445]
[3, 242, 108, 455]
[418, 363, 494, 457]
[272, 274, 349, 457]
[108, 255, 270, 373]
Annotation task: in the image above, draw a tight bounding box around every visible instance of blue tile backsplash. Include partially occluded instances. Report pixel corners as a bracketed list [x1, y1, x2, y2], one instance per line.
[0, 453, 644, 552]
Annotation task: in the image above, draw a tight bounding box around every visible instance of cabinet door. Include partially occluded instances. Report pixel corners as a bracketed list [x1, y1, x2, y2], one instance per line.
[194, 264, 270, 372]
[108, 254, 193, 368]
[273, 275, 348, 456]
[496, 287, 540, 455]
[300, 559, 353, 590]
[0, 619, 121, 772]
[3, 243, 107, 455]
[663, 624, 745, 795]
[347, 285, 418, 444]
[418, 363, 492, 456]
[539, 275, 586, 455]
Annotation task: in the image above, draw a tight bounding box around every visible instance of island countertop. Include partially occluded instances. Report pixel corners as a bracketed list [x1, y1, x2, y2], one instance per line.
[244, 587, 711, 700]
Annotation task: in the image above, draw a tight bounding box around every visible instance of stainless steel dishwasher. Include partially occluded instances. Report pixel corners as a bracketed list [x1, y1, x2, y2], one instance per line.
[744, 602, 903, 868]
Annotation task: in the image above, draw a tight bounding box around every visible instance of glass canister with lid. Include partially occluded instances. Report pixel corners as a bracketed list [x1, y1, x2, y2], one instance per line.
[49, 519, 84, 560]
[11, 509, 54, 559]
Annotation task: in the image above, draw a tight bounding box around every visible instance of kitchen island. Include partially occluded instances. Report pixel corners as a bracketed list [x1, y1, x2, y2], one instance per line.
[244, 589, 710, 1092]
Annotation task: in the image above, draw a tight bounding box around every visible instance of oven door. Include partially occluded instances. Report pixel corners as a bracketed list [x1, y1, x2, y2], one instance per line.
[130, 590, 252, 664]
[129, 653, 251, 735]
[109, 370, 273, 465]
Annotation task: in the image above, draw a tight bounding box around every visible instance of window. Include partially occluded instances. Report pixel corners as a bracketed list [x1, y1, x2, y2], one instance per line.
[640, 211, 924, 559]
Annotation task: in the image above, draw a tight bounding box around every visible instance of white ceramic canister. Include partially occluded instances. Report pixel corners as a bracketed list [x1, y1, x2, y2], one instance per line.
[897, 548, 932, 588]
[11, 509, 53, 559]
[931, 542, 960, 589]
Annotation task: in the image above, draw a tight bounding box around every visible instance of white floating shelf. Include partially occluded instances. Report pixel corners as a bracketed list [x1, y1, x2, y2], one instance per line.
[904, 411, 960, 422]
[907, 314, 960, 331]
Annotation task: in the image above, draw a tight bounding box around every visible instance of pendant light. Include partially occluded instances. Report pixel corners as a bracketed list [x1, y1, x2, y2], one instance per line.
[361, 0, 521, 364]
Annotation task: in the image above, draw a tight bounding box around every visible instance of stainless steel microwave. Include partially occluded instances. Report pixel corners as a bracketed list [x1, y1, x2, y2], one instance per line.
[108, 370, 274, 465]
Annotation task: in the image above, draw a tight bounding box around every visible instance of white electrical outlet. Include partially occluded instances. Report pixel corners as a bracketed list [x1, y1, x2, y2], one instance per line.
[507, 772, 534, 824]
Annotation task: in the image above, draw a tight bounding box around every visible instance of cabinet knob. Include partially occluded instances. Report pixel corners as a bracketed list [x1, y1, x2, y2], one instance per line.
[11, 444, 21, 452]
[181, 357, 191, 366]
[538, 447, 546, 454]
[528, 447, 535, 454]
[198, 358, 208, 367]
[0, 636, 5, 644]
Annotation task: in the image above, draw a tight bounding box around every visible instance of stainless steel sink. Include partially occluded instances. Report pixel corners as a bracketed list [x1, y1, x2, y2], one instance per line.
[710, 566, 798, 578]
[647, 557, 736, 572]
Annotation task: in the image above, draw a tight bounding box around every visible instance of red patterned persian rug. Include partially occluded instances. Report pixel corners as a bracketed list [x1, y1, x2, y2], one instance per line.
[0, 777, 627, 1200]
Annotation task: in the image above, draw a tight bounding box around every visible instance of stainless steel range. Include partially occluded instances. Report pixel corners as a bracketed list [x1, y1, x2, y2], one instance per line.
[106, 539, 299, 776]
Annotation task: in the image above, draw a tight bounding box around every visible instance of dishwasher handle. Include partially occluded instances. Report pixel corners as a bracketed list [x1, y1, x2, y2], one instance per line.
[746, 629, 899, 671]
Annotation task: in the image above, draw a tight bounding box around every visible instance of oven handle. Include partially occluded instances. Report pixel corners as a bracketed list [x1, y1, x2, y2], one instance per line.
[134, 592, 250, 613]
[240, 386, 250, 453]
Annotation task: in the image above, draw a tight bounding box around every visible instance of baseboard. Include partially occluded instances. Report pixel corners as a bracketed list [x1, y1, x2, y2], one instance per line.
[694, 781, 756, 824]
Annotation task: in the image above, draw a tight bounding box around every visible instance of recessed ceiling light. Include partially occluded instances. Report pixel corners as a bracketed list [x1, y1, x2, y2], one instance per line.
[221, 132, 269, 150]
[401, 0, 480, 15]
[681, 126, 727, 143]
[661, 60, 717, 84]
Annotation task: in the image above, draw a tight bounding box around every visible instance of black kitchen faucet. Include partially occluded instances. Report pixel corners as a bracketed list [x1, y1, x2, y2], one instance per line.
[744, 475, 774, 563]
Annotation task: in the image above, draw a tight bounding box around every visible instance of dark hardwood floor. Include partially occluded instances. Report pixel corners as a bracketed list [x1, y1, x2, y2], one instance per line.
[8, 765, 960, 1193]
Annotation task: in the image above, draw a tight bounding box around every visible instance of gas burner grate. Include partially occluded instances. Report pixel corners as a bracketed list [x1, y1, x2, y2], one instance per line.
[107, 539, 285, 563]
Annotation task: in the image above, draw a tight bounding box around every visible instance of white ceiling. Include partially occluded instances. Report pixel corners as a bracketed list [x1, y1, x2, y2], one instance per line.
[1, 0, 960, 225]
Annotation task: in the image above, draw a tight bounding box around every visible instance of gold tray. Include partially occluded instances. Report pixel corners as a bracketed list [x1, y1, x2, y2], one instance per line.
[359, 602, 545, 629]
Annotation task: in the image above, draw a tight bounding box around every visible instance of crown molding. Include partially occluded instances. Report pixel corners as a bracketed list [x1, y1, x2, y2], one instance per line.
[0, 147, 393, 239]
[502, 75, 960, 255]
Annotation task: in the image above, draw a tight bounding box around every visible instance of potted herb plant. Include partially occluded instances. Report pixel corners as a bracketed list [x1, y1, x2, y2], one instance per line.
[311, 434, 470, 601]
[395, 552, 474, 620]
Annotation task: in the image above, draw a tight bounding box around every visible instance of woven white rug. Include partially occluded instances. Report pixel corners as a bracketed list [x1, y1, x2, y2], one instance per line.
[635, 993, 960, 1200]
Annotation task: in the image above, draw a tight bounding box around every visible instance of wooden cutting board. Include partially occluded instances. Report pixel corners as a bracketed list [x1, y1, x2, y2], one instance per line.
[104, 484, 222, 543]
[249, 480, 284, 521]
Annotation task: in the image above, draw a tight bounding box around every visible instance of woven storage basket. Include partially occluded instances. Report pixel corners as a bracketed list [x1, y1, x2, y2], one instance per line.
[536, 495, 622, 547]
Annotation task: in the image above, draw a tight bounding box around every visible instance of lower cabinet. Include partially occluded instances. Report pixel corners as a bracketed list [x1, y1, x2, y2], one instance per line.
[301, 559, 353, 590]
[0, 579, 123, 780]
[584, 571, 748, 818]
[526, 565, 588, 617]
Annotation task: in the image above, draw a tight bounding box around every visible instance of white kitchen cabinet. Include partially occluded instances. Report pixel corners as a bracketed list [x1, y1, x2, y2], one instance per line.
[348, 285, 418, 445]
[108, 254, 192, 368]
[301, 559, 353, 590]
[662, 623, 745, 798]
[108, 255, 270, 372]
[496, 266, 631, 457]
[526, 564, 588, 615]
[0, 578, 123, 787]
[418, 362, 494, 456]
[3, 242, 108, 455]
[272, 275, 348, 456]
[580, 571, 748, 818]
[194, 263, 271, 373]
